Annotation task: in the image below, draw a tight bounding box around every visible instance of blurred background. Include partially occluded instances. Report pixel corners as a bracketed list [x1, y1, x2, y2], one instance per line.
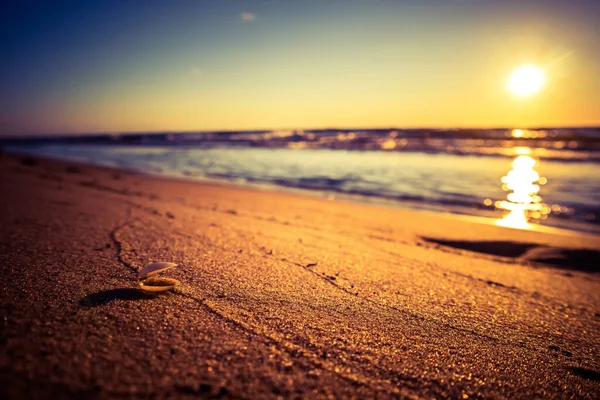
[2, 0, 599, 232]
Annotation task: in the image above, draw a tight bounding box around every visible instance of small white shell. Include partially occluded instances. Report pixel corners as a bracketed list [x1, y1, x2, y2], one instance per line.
[138, 262, 177, 279]
[139, 277, 180, 293]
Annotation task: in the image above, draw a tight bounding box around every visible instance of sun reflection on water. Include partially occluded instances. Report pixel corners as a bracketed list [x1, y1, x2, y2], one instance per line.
[511, 129, 525, 138]
[495, 153, 549, 229]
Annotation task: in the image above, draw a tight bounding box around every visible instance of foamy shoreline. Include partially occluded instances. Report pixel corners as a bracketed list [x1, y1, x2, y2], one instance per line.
[5, 145, 600, 235]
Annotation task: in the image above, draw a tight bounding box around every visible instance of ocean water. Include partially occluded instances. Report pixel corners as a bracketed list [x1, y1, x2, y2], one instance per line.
[5, 128, 600, 234]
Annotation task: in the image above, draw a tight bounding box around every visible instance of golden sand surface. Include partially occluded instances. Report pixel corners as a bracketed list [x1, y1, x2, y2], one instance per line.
[1, 153, 599, 398]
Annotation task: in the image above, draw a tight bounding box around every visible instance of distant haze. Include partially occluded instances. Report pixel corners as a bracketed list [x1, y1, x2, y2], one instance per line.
[1, 0, 600, 135]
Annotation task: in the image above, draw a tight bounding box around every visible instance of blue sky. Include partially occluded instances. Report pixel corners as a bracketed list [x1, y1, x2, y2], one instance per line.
[2, 0, 599, 134]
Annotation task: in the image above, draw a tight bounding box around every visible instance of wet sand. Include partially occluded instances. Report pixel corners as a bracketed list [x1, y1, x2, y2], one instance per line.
[1, 153, 599, 399]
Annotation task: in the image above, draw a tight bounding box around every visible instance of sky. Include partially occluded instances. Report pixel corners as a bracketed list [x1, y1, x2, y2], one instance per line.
[1, 0, 599, 135]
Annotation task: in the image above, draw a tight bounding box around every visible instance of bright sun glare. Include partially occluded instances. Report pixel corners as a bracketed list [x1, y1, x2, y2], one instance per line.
[508, 65, 545, 97]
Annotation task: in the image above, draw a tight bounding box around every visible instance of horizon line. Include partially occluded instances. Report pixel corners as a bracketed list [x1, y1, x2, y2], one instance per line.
[2, 124, 600, 140]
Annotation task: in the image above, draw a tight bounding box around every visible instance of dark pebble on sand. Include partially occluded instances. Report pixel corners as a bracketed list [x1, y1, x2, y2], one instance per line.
[65, 166, 81, 173]
[20, 157, 38, 166]
[570, 367, 600, 381]
[175, 384, 212, 395]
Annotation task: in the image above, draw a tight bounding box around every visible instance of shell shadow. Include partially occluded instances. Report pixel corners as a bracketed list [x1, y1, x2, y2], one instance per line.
[79, 288, 151, 308]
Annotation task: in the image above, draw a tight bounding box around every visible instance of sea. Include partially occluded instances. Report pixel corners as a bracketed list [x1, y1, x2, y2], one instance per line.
[3, 128, 600, 234]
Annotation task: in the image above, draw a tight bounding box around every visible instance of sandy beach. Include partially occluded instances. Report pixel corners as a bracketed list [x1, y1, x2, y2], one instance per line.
[1, 152, 599, 399]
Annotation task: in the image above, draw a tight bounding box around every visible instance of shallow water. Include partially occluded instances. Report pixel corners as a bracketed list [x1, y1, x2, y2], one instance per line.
[7, 144, 600, 234]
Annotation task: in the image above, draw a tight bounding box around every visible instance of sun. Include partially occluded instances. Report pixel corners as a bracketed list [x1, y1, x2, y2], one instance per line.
[508, 65, 545, 97]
